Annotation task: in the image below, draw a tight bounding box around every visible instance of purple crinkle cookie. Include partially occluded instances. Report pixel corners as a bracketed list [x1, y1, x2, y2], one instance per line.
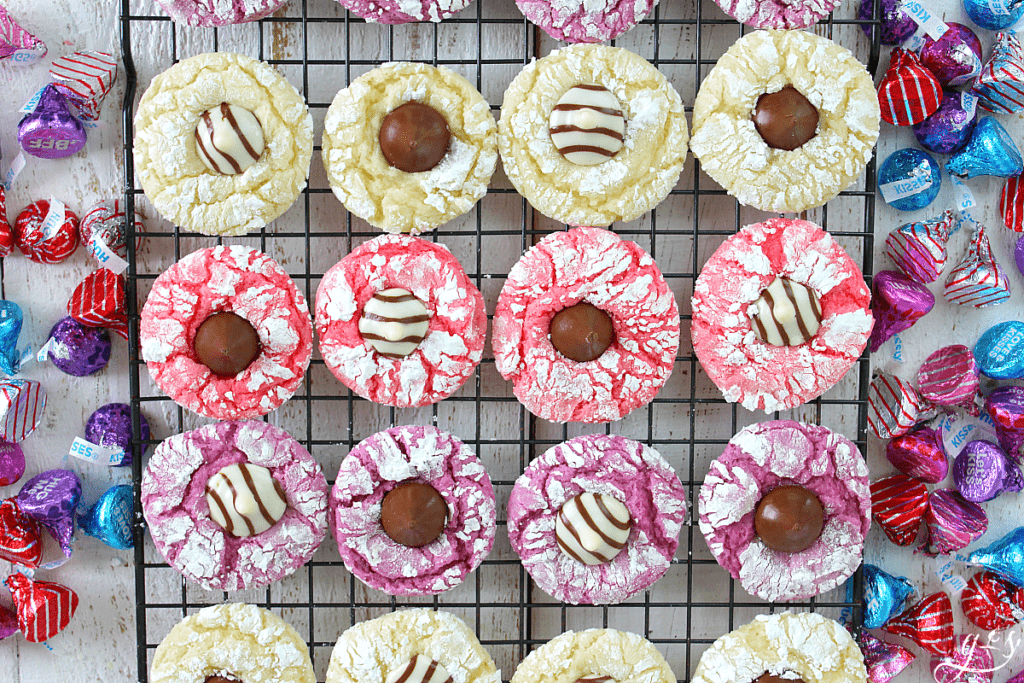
[714, 0, 840, 28]
[698, 420, 871, 602]
[335, 0, 472, 24]
[507, 434, 687, 605]
[141, 420, 328, 591]
[516, 0, 655, 43]
[154, 0, 288, 26]
[330, 426, 496, 596]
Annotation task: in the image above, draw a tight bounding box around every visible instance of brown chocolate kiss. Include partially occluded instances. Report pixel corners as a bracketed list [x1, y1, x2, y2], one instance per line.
[752, 85, 819, 151]
[549, 302, 614, 363]
[753, 485, 825, 554]
[193, 311, 261, 377]
[205, 676, 242, 683]
[379, 102, 451, 173]
[380, 481, 448, 548]
[755, 674, 807, 683]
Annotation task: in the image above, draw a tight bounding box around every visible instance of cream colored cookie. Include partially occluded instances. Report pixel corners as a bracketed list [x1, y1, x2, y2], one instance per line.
[692, 612, 866, 683]
[498, 44, 688, 227]
[322, 63, 498, 234]
[134, 52, 313, 236]
[511, 629, 676, 683]
[327, 609, 500, 683]
[150, 603, 315, 683]
[690, 30, 880, 214]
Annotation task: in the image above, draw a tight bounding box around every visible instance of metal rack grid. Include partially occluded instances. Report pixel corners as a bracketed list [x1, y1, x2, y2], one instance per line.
[120, 0, 882, 680]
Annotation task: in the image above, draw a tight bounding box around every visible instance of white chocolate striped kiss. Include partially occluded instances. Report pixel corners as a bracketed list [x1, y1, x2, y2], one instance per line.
[205, 463, 287, 538]
[549, 85, 625, 166]
[359, 288, 431, 359]
[556, 492, 632, 565]
[385, 655, 454, 683]
[748, 277, 823, 347]
[195, 103, 266, 175]
[576, 677, 615, 683]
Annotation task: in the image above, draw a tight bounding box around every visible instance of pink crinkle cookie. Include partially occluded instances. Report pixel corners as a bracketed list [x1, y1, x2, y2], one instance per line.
[329, 426, 496, 596]
[315, 234, 486, 408]
[141, 420, 328, 591]
[141, 246, 312, 421]
[516, 0, 655, 43]
[698, 420, 870, 602]
[154, 0, 288, 26]
[691, 218, 872, 413]
[335, 0, 472, 23]
[494, 228, 679, 423]
[507, 434, 687, 605]
[712, 0, 840, 28]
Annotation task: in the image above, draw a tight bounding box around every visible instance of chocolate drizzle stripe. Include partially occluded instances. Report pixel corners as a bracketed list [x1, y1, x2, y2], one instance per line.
[552, 103, 623, 117]
[198, 110, 242, 174]
[557, 145, 617, 158]
[221, 102, 260, 162]
[206, 486, 235, 535]
[375, 293, 419, 303]
[363, 313, 431, 324]
[194, 122, 229, 175]
[577, 497, 626, 550]
[555, 516, 591, 564]
[238, 463, 275, 528]
[361, 332, 428, 344]
[781, 279, 812, 342]
[573, 84, 613, 92]
[595, 495, 631, 531]
[550, 125, 625, 141]
[392, 659, 418, 683]
[223, 474, 256, 536]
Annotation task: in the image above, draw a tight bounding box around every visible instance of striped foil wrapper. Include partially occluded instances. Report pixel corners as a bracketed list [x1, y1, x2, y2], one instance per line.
[878, 48, 943, 126]
[923, 488, 988, 555]
[882, 591, 955, 656]
[917, 344, 980, 409]
[48, 51, 117, 121]
[871, 474, 929, 546]
[944, 222, 1011, 308]
[1001, 174, 1024, 232]
[972, 31, 1024, 114]
[885, 210, 956, 284]
[0, 6, 46, 65]
[0, 379, 45, 442]
[868, 372, 928, 439]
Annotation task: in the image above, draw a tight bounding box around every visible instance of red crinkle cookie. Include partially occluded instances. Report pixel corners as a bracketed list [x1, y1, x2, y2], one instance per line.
[493, 227, 679, 423]
[315, 234, 487, 407]
[691, 218, 872, 413]
[15, 199, 78, 264]
[141, 245, 313, 420]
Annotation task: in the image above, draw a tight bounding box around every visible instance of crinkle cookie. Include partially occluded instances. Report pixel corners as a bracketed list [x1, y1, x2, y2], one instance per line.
[329, 426, 495, 596]
[713, 0, 840, 28]
[315, 234, 486, 407]
[134, 52, 313, 236]
[498, 44, 688, 226]
[494, 227, 679, 424]
[697, 421, 870, 602]
[691, 218, 872, 413]
[516, 0, 655, 43]
[322, 62, 497, 233]
[141, 245, 313, 420]
[512, 629, 675, 683]
[326, 609, 500, 683]
[692, 612, 867, 683]
[690, 30, 880, 214]
[154, 0, 287, 26]
[335, 0, 473, 23]
[141, 421, 329, 592]
[151, 603, 314, 683]
[507, 434, 687, 605]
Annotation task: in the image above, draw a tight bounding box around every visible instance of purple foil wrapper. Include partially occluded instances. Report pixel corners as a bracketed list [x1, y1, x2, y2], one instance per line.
[858, 0, 917, 45]
[885, 210, 956, 284]
[47, 316, 111, 377]
[986, 386, 1024, 461]
[913, 90, 978, 155]
[931, 635, 994, 683]
[1016, 236, 1024, 277]
[954, 440, 1023, 502]
[887, 427, 948, 483]
[870, 270, 935, 352]
[920, 23, 983, 87]
[17, 85, 86, 160]
[1009, 671, 1024, 683]
[924, 488, 988, 556]
[15, 469, 81, 557]
[945, 221, 1012, 308]
[85, 403, 149, 468]
[862, 631, 915, 683]
[0, 439, 25, 487]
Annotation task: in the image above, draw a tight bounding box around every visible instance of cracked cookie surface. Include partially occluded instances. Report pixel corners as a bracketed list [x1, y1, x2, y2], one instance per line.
[511, 629, 676, 683]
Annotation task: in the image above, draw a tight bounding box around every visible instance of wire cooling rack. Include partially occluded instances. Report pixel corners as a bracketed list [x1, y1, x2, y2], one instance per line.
[120, 0, 882, 680]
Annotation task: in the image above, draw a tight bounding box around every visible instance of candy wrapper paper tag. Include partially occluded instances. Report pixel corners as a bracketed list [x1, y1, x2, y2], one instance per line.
[941, 411, 999, 458]
[900, 0, 950, 38]
[935, 555, 968, 595]
[69, 436, 126, 467]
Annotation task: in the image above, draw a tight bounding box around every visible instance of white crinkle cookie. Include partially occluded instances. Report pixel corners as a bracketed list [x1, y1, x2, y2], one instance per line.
[150, 603, 315, 683]
[511, 629, 676, 683]
[498, 44, 688, 227]
[327, 609, 500, 683]
[134, 52, 314, 236]
[322, 63, 498, 234]
[690, 30, 880, 214]
[692, 612, 866, 683]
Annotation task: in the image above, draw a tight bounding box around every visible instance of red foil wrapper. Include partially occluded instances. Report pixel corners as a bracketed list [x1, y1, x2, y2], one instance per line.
[871, 474, 929, 546]
[0, 186, 13, 258]
[67, 268, 129, 340]
[878, 48, 943, 126]
[0, 498, 41, 568]
[1002, 175, 1024, 233]
[887, 427, 948, 483]
[923, 489, 988, 556]
[882, 591, 955, 656]
[962, 570, 1024, 631]
[5, 573, 78, 643]
[14, 199, 78, 264]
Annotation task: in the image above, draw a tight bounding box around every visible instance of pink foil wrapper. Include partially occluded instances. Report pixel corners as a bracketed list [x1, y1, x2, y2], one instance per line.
[918, 345, 980, 411]
[0, 439, 25, 487]
[886, 210, 956, 284]
[923, 488, 988, 556]
[985, 386, 1024, 461]
[862, 631, 915, 683]
[870, 373, 929, 439]
[945, 222, 1012, 308]
[931, 635, 995, 683]
[0, 7, 46, 65]
[887, 427, 948, 483]
[870, 270, 936, 352]
[920, 23, 984, 87]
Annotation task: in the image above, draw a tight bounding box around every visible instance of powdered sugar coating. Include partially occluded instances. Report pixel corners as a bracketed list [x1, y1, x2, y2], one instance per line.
[507, 434, 687, 604]
[141, 421, 328, 592]
[494, 228, 679, 424]
[151, 603, 315, 683]
[713, 0, 840, 29]
[329, 426, 496, 596]
[316, 235, 486, 408]
[697, 420, 870, 602]
[510, 629, 676, 683]
[516, 0, 657, 43]
[154, 0, 287, 26]
[141, 245, 313, 420]
[326, 609, 499, 683]
[691, 218, 872, 413]
[334, 0, 473, 23]
[692, 612, 867, 683]
[690, 30, 880, 214]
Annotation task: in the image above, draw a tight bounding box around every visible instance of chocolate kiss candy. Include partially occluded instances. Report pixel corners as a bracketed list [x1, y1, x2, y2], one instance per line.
[920, 23, 983, 88]
[931, 635, 994, 683]
[985, 386, 1024, 460]
[861, 631, 915, 683]
[0, 440, 25, 487]
[877, 49, 942, 126]
[962, 570, 1024, 631]
[0, 187, 12, 258]
[16, 469, 82, 557]
[869, 270, 934, 353]
[887, 427, 947, 484]
[885, 210, 956, 284]
[864, 564, 916, 629]
[975, 322, 1024, 380]
[954, 440, 1023, 502]
[858, 0, 916, 45]
[67, 268, 129, 340]
[913, 91, 978, 156]
[0, 300, 28, 376]
[1001, 175, 1023, 233]
[882, 592, 955, 656]
[17, 85, 86, 160]
[923, 489, 987, 556]
[964, 0, 1024, 29]
[968, 528, 1024, 587]
[868, 373, 928, 440]
[947, 117, 1024, 179]
[0, 379, 46, 442]
[870, 474, 929, 546]
[945, 222, 1011, 308]
[972, 32, 1024, 115]
[5, 573, 79, 643]
[79, 484, 134, 550]
[878, 148, 941, 212]
[48, 52, 117, 121]
[0, 498, 42, 567]
[0, 7, 47, 65]
[918, 345, 979, 411]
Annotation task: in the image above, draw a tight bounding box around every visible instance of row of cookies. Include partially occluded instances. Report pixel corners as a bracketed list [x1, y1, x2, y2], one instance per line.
[150, 604, 867, 683]
[133, 30, 881, 238]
